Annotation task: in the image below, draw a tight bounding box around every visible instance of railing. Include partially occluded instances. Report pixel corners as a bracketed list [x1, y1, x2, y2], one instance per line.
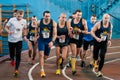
[48, 0, 106, 19]
[96, 0, 120, 19]
[109, 13, 120, 33]
[109, 13, 120, 22]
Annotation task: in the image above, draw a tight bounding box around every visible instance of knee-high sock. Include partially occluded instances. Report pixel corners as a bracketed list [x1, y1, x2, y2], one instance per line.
[71, 57, 76, 71]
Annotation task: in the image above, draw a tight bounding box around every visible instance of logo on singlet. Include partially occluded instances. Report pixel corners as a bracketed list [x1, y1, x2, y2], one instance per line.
[100, 31, 108, 41]
[73, 26, 79, 40]
[42, 27, 50, 38]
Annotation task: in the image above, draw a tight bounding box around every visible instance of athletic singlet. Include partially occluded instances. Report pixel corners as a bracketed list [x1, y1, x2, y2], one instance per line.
[27, 23, 35, 41]
[56, 22, 69, 44]
[95, 21, 111, 41]
[71, 18, 84, 40]
[39, 18, 53, 39]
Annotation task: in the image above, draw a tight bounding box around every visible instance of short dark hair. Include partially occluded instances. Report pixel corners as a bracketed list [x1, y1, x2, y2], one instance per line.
[17, 10, 24, 15]
[75, 10, 82, 14]
[92, 14, 96, 17]
[43, 10, 50, 16]
[13, 9, 17, 13]
[68, 16, 73, 19]
[72, 12, 76, 15]
[33, 15, 36, 18]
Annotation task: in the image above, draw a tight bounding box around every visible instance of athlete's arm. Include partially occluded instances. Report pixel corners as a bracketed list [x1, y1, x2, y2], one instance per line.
[5, 25, 10, 34]
[67, 19, 73, 35]
[108, 23, 113, 46]
[52, 20, 57, 42]
[35, 20, 40, 38]
[48, 20, 57, 48]
[108, 23, 113, 40]
[5, 19, 14, 35]
[80, 19, 88, 34]
[23, 21, 29, 42]
[91, 21, 101, 42]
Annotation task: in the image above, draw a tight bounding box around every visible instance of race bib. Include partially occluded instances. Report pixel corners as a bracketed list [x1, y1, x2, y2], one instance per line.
[14, 28, 20, 33]
[73, 34, 79, 40]
[14, 28, 21, 38]
[30, 36, 34, 41]
[101, 31, 108, 41]
[101, 35, 107, 41]
[42, 31, 50, 38]
[59, 38, 65, 43]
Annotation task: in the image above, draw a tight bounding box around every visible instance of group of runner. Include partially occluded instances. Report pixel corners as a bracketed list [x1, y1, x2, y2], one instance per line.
[3, 9, 113, 78]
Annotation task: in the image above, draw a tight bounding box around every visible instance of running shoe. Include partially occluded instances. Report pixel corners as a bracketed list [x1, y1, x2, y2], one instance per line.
[40, 71, 46, 77]
[56, 69, 61, 75]
[72, 70, 76, 75]
[96, 71, 103, 77]
[14, 70, 19, 77]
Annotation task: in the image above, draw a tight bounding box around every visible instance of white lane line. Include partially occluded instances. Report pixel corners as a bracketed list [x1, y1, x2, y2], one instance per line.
[53, 45, 120, 49]
[106, 52, 120, 55]
[93, 58, 120, 80]
[62, 52, 120, 80]
[62, 66, 73, 80]
[28, 63, 39, 80]
[28, 56, 56, 80]
[28, 45, 120, 80]
[108, 46, 120, 49]
[62, 56, 91, 80]
[28, 46, 55, 80]
[105, 58, 120, 64]
[103, 76, 114, 80]
[87, 46, 120, 51]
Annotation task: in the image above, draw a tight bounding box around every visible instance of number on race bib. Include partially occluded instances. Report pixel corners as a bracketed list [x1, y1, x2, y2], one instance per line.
[30, 36, 34, 41]
[42, 31, 50, 38]
[101, 35, 107, 41]
[73, 34, 79, 40]
[59, 38, 65, 43]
